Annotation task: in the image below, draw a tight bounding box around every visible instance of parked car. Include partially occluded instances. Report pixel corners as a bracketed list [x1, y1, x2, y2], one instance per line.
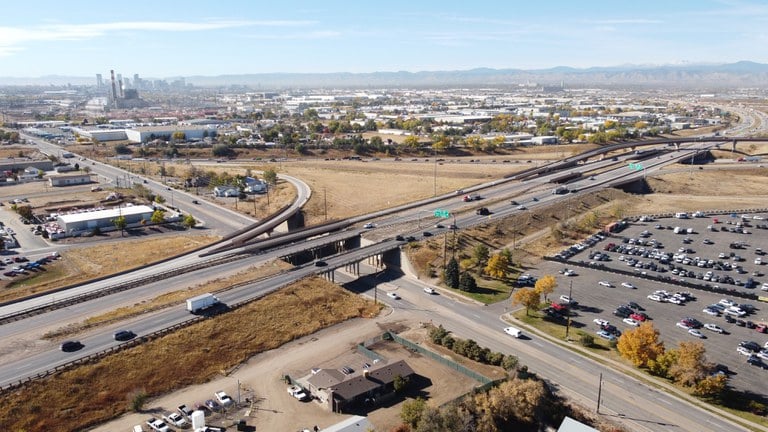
[593, 318, 610, 327]
[162, 412, 188, 428]
[704, 323, 724, 333]
[204, 399, 222, 412]
[596, 330, 616, 341]
[598, 281, 613, 287]
[214, 390, 234, 406]
[621, 282, 636, 289]
[623, 318, 640, 327]
[688, 329, 705, 338]
[145, 417, 170, 432]
[177, 404, 194, 418]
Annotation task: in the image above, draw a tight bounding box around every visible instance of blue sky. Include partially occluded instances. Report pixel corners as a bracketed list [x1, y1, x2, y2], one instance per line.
[2, 0, 767, 78]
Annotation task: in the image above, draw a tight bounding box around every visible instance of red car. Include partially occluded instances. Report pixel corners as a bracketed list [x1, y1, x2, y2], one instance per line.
[630, 312, 648, 322]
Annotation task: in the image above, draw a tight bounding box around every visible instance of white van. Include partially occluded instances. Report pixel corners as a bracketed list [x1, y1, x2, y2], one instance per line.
[503, 326, 522, 338]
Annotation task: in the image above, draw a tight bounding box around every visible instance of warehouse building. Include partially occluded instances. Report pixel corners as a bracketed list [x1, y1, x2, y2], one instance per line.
[56, 205, 154, 236]
[125, 126, 212, 143]
[48, 173, 94, 187]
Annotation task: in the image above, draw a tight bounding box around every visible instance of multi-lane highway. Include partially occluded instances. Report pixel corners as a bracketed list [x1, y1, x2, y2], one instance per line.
[2, 124, 767, 431]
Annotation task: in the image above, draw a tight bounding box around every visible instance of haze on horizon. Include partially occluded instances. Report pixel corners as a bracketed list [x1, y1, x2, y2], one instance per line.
[2, 0, 768, 79]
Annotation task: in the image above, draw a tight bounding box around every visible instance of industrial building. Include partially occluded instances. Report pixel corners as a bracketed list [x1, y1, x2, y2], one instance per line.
[71, 127, 128, 142]
[125, 126, 211, 143]
[56, 205, 154, 236]
[48, 173, 94, 187]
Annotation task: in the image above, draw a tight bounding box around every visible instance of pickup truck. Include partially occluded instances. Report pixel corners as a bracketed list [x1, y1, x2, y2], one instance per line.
[287, 385, 310, 401]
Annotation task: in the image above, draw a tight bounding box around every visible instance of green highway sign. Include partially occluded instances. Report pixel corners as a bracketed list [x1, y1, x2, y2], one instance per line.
[434, 209, 450, 218]
[628, 162, 644, 171]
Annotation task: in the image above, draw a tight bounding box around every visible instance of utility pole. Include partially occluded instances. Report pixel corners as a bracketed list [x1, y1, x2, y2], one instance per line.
[565, 280, 573, 340]
[596, 373, 603, 414]
[324, 187, 328, 221]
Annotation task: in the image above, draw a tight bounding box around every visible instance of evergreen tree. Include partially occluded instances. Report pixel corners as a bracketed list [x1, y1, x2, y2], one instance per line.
[459, 272, 477, 292]
[444, 257, 460, 288]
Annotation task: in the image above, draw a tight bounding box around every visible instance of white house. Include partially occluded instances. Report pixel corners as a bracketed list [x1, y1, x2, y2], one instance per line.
[213, 186, 240, 197]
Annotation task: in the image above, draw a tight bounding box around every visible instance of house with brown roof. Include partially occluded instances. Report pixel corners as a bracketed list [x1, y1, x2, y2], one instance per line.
[306, 360, 414, 412]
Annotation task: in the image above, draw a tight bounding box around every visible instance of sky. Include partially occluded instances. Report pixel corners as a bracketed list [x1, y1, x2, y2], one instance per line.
[2, 0, 767, 78]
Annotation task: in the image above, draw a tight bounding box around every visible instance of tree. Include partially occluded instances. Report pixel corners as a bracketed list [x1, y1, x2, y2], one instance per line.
[668, 341, 710, 388]
[534, 275, 557, 302]
[129, 390, 148, 412]
[472, 244, 489, 268]
[182, 214, 197, 229]
[458, 272, 477, 292]
[212, 144, 230, 157]
[263, 168, 278, 185]
[400, 397, 427, 428]
[694, 374, 727, 398]
[403, 135, 420, 149]
[512, 288, 540, 316]
[647, 349, 678, 377]
[15, 205, 34, 221]
[443, 257, 459, 288]
[393, 375, 409, 393]
[112, 215, 127, 236]
[485, 253, 510, 279]
[171, 131, 186, 142]
[150, 210, 165, 224]
[617, 322, 665, 368]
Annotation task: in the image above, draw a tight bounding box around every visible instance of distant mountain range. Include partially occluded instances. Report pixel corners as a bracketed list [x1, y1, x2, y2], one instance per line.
[3, 61, 768, 89]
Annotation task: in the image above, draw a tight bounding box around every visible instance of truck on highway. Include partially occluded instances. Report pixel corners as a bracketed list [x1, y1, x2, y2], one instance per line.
[186, 293, 220, 313]
[462, 193, 480, 202]
[552, 185, 569, 195]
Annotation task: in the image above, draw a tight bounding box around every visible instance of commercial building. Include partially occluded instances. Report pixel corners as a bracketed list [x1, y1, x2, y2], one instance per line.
[48, 173, 94, 187]
[56, 205, 154, 236]
[71, 127, 128, 142]
[125, 126, 212, 143]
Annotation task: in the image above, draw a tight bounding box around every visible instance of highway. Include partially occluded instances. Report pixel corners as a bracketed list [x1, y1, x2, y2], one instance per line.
[2, 123, 766, 430]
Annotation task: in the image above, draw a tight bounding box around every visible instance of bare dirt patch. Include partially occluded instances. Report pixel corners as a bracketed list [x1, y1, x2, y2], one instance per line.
[0, 277, 380, 432]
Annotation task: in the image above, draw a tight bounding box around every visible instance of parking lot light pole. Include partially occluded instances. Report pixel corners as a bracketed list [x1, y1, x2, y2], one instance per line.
[565, 280, 573, 340]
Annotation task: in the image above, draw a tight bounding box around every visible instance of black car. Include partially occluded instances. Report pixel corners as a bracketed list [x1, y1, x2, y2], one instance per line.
[747, 356, 765, 368]
[627, 302, 644, 311]
[405, 236, 416, 242]
[395, 235, 405, 241]
[60, 340, 83, 352]
[739, 341, 761, 352]
[422, 231, 432, 237]
[314, 260, 327, 267]
[191, 200, 200, 204]
[613, 308, 631, 318]
[724, 315, 736, 323]
[113, 330, 136, 341]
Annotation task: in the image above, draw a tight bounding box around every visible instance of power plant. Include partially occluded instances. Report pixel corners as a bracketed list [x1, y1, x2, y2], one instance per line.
[107, 68, 147, 109]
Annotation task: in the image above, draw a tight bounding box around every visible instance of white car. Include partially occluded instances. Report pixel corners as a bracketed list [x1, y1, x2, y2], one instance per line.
[363, 223, 376, 229]
[562, 269, 577, 276]
[688, 329, 705, 338]
[668, 297, 684, 305]
[423, 287, 435, 294]
[386, 292, 400, 300]
[676, 322, 692, 330]
[647, 294, 665, 302]
[719, 298, 737, 307]
[702, 308, 720, 316]
[598, 281, 613, 287]
[287, 385, 310, 401]
[724, 308, 746, 317]
[621, 282, 635, 289]
[737, 346, 753, 356]
[758, 350, 768, 361]
[593, 318, 610, 327]
[162, 413, 188, 428]
[704, 323, 724, 333]
[146, 418, 170, 432]
[214, 390, 233, 406]
[623, 318, 640, 327]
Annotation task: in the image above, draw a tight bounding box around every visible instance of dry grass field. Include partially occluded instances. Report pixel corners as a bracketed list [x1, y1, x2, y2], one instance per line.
[0, 277, 380, 432]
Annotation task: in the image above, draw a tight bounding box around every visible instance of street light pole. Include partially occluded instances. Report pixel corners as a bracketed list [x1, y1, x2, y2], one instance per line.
[565, 280, 573, 340]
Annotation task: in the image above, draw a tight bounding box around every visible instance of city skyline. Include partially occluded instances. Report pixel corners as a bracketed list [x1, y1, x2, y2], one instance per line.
[2, 0, 768, 78]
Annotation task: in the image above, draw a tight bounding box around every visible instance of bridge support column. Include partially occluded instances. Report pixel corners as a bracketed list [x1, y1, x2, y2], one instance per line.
[732, 140, 737, 152]
[674, 143, 679, 151]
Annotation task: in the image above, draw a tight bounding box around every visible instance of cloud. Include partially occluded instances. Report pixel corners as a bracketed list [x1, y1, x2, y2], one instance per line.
[0, 19, 315, 56]
[583, 19, 663, 25]
[245, 30, 341, 40]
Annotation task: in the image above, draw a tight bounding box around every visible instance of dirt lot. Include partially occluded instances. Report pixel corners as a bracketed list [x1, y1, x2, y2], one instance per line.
[88, 315, 481, 432]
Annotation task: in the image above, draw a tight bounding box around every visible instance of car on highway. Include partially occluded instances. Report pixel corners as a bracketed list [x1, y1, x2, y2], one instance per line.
[146, 417, 170, 432]
[60, 340, 83, 352]
[623, 318, 640, 327]
[598, 281, 614, 287]
[621, 282, 636, 289]
[423, 287, 436, 294]
[363, 223, 376, 229]
[191, 199, 200, 204]
[688, 329, 705, 338]
[516, 205, 527, 210]
[113, 330, 136, 341]
[386, 292, 400, 300]
[422, 231, 432, 237]
[503, 327, 523, 338]
[314, 260, 327, 267]
[162, 412, 188, 428]
[704, 323, 724, 333]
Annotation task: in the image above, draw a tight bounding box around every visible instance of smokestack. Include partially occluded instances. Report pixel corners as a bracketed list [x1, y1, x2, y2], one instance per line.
[118, 79, 124, 98]
[110, 70, 117, 106]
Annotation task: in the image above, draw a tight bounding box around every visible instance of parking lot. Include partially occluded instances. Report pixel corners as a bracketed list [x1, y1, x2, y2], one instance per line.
[543, 211, 768, 398]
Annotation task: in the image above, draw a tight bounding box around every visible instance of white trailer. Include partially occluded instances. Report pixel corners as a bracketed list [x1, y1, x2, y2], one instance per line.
[186, 293, 220, 313]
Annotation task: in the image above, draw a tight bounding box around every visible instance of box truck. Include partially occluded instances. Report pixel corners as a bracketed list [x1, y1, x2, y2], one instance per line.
[186, 293, 220, 313]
